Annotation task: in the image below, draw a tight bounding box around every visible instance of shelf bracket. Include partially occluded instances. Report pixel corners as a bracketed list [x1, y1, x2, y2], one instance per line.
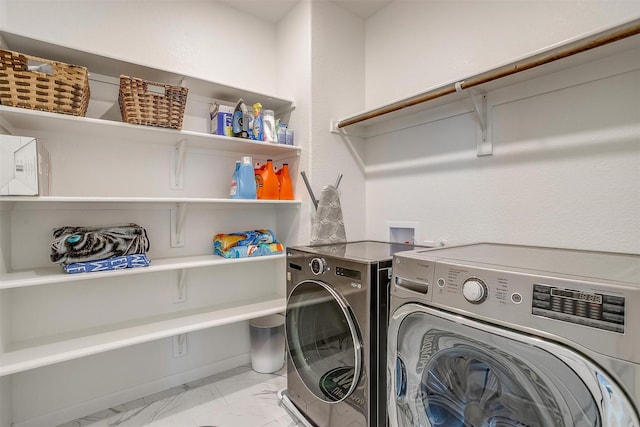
[170, 202, 187, 247]
[473, 93, 492, 157]
[173, 269, 187, 303]
[171, 139, 186, 189]
[456, 83, 492, 157]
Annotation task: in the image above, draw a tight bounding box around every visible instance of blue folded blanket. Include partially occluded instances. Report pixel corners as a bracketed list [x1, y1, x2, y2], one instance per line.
[64, 254, 151, 274]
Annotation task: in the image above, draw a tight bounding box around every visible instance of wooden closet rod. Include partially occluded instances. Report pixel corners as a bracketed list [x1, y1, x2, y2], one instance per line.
[336, 18, 640, 129]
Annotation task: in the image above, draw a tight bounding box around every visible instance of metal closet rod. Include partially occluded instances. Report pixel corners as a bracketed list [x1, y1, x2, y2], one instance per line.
[336, 18, 640, 129]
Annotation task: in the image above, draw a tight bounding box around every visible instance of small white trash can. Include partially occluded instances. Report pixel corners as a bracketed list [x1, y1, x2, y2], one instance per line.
[249, 313, 285, 374]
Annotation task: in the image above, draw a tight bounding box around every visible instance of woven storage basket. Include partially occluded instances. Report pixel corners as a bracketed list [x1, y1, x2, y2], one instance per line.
[0, 49, 90, 116]
[118, 75, 188, 130]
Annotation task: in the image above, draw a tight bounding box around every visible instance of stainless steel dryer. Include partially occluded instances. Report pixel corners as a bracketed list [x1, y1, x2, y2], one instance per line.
[283, 241, 417, 427]
[388, 243, 640, 427]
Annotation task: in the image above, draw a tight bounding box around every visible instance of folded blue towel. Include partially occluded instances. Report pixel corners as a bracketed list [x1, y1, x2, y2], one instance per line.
[220, 243, 284, 258]
[63, 254, 150, 274]
[213, 229, 283, 258]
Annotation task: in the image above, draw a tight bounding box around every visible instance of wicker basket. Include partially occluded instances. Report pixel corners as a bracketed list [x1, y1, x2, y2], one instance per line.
[0, 49, 90, 116]
[118, 75, 188, 130]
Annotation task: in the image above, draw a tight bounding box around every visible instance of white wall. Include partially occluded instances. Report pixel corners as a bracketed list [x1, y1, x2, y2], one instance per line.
[0, 1, 310, 425]
[361, 3, 640, 253]
[310, 1, 367, 242]
[276, 0, 313, 245]
[365, 0, 640, 108]
[0, 0, 278, 95]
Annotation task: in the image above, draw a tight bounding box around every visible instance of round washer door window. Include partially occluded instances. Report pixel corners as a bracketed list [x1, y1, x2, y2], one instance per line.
[391, 306, 607, 427]
[286, 279, 362, 403]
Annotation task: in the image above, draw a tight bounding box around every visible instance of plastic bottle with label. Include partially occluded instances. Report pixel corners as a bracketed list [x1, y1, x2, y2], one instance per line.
[256, 159, 279, 200]
[277, 163, 294, 200]
[254, 161, 265, 198]
[237, 156, 257, 199]
[251, 102, 263, 141]
[263, 110, 276, 143]
[229, 160, 241, 199]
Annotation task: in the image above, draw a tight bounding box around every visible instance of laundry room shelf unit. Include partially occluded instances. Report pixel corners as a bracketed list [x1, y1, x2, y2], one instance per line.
[0, 28, 298, 393]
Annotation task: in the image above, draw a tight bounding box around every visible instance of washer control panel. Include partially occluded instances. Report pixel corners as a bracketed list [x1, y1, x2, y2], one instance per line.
[394, 257, 628, 335]
[532, 284, 625, 333]
[391, 243, 639, 363]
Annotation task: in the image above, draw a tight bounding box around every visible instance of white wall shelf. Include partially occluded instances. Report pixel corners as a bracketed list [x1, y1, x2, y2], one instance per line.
[0, 295, 285, 376]
[0, 196, 300, 206]
[332, 22, 640, 137]
[0, 31, 294, 114]
[0, 253, 285, 290]
[0, 106, 300, 159]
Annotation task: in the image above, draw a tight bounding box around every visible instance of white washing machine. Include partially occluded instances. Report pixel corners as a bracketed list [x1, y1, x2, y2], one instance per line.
[388, 243, 639, 427]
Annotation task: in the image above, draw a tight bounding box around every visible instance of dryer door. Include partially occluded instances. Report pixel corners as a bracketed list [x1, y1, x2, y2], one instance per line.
[388, 303, 639, 427]
[286, 279, 362, 404]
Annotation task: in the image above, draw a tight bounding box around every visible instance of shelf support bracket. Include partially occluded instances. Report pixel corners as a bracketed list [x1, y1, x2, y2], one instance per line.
[171, 202, 187, 247]
[456, 83, 492, 157]
[473, 93, 492, 157]
[171, 139, 186, 189]
[173, 269, 187, 303]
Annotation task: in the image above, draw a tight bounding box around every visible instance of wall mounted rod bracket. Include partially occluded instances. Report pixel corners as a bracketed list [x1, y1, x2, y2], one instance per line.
[329, 119, 365, 138]
[171, 139, 186, 189]
[171, 202, 187, 247]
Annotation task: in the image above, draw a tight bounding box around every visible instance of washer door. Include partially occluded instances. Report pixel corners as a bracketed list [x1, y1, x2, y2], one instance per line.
[286, 279, 362, 403]
[388, 303, 639, 427]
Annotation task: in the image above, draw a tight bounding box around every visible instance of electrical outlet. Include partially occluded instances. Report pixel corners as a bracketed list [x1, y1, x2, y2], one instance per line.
[173, 334, 187, 358]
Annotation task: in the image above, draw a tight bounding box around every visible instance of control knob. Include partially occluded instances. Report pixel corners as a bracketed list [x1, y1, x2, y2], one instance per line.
[310, 258, 328, 275]
[462, 278, 488, 303]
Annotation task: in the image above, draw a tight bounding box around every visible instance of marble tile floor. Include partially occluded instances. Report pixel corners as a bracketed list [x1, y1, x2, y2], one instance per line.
[59, 365, 306, 427]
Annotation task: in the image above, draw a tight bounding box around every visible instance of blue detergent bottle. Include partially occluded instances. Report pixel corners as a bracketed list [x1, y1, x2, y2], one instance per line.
[237, 156, 257, 199]
[229, 160, 241, 199]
